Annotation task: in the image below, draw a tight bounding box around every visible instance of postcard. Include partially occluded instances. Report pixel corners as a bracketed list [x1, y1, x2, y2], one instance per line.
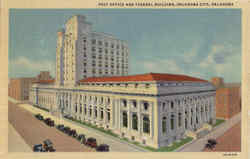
[1, 0, 249, 159]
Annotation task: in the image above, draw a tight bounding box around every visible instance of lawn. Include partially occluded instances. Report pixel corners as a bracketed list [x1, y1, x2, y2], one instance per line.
[66, 116, 193, 152]
[213, 119, 225, 127]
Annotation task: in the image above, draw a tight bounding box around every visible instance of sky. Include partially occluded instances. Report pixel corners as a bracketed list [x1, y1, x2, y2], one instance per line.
[9, 9, 241, 83]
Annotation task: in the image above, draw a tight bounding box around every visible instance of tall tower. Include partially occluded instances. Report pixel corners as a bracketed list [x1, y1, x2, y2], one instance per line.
[63, 15, 92, 86]
[55, 15, 129, 86]
[55, 29, 65, 86]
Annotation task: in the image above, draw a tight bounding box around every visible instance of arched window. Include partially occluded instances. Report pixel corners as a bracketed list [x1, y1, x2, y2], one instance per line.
[143, 116, 150, 133]
[171, 114, 174, 130]
[162, 116, 167, 134]
[123, 112, 128, 127]
[132, 114, 138, 130]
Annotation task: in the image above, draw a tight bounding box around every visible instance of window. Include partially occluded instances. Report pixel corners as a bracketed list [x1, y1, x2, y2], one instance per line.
[101, 110, 104, 119]
[80, 104, 82, 113]
[122, 100, 127, 107]
[132, 114, 138, 130]
[95, 109, 97, 118]
[162, 117, 167, 134]
[89, 107, 92, 116]
[135, 83, 138, 88]
[171, 114, 174, 130]
[145, 83, 150, 88]
[143, 116, 150, 133]
[92, 39, 96, 44]
[132, 101, 137, 108]
[162, 102, 166, 111]
[123, 112, 128, 127]
[108, 112, 110, 121]
[178, 113, 182, 127]
[171, 101, 174, 109]
[144, 102, 149, 110]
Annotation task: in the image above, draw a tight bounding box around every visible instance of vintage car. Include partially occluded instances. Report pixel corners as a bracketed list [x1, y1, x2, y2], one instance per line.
[86, 137, 97, 148]
[96, 144, 109, 152]
[35, 114, 44, 121]
[56, 124, 64, 131]
[43, 139, 56, 152]
[63, 126, 71, 134]
[69, 129, 78, 138]
[33, 144, 45, 152]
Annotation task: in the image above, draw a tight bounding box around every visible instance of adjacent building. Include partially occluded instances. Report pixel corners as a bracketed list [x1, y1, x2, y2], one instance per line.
[211, 77, 241, 119]
[9, 71, 53, 101]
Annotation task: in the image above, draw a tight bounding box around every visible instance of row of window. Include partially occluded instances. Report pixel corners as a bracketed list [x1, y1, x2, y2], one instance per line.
[122, 112, 150, 134]
[81, 82, 151, 89]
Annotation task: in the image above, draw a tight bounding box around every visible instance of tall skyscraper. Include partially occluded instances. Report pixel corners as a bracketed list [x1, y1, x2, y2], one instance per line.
[56, 15, 129, 86]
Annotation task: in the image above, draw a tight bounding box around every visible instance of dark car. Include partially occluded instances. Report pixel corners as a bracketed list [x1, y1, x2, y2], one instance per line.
[33, 144, 45, 152]
[63, 126, 71, 134]
[96, 144, 109, 152]
[205, 143, 214, 149]
[69, 129, 78, 138]
[56, 124, 64, 131]
[86, 137, 97, 148]
[44, 118, 55, 127]
[208, 139, 217, 146]
[35, 114, 43, 121]
[43, 139, 55, 152]
[77, 134, 86, 144]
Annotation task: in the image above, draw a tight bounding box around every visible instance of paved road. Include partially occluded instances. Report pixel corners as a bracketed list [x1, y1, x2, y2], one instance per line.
[177, 113, 241, 152]
[8, 101, 94, 152]
[204, 121, 241, 152]
[14, 101, 144, 152]
[8, 123, 32, 152]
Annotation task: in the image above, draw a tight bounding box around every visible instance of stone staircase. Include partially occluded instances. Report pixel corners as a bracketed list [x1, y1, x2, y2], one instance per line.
[185, 123, 212, 140]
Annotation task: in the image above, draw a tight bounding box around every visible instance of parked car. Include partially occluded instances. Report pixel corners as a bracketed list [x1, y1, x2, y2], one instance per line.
[77, 134, 86, 144]
[86, 137, 97, 148]
[56, 124, 64, 131]
[205, 143, 214, 149]
[43, 139, 55, 152]
[69, 129, 78, 138]
[208, 139, 217, 146]
[35, 114, 44, 121]
[96, 144, 109, 152]
[44, 118, 55, 127]
[63, 126, 71, 134]
[33, 144, 45, 152]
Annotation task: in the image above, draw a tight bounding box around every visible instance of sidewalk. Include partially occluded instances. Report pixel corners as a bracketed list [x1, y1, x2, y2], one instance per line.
[15, 101, 146, 152]
[177, 112, 241, 152]
[8, 123, 32, 152]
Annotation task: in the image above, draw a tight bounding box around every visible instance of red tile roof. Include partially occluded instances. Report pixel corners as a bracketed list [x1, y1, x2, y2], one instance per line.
[79, 73, 208, 83]
[32, 79, 55, 84]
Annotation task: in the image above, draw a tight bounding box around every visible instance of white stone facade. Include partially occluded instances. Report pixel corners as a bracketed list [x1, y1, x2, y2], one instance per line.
[29, 79, 216, 148]
[56, 15, 129, 86]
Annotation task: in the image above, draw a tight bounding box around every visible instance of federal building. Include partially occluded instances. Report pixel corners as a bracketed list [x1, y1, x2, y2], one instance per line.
[29, 15, 216, 148]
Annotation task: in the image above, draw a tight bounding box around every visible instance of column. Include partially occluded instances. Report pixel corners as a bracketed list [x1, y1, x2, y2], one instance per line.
[138, 100, 142, 135]
[127, 100, 131, 131]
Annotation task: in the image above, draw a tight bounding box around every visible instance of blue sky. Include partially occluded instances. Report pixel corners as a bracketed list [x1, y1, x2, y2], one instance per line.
[9, 9, 241, 83]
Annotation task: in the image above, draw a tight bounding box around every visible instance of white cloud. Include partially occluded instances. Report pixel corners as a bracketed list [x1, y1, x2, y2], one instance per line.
[10, 56, 55, 77]
[143, 59, 184, 74]
[199, 43, 241, 81]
